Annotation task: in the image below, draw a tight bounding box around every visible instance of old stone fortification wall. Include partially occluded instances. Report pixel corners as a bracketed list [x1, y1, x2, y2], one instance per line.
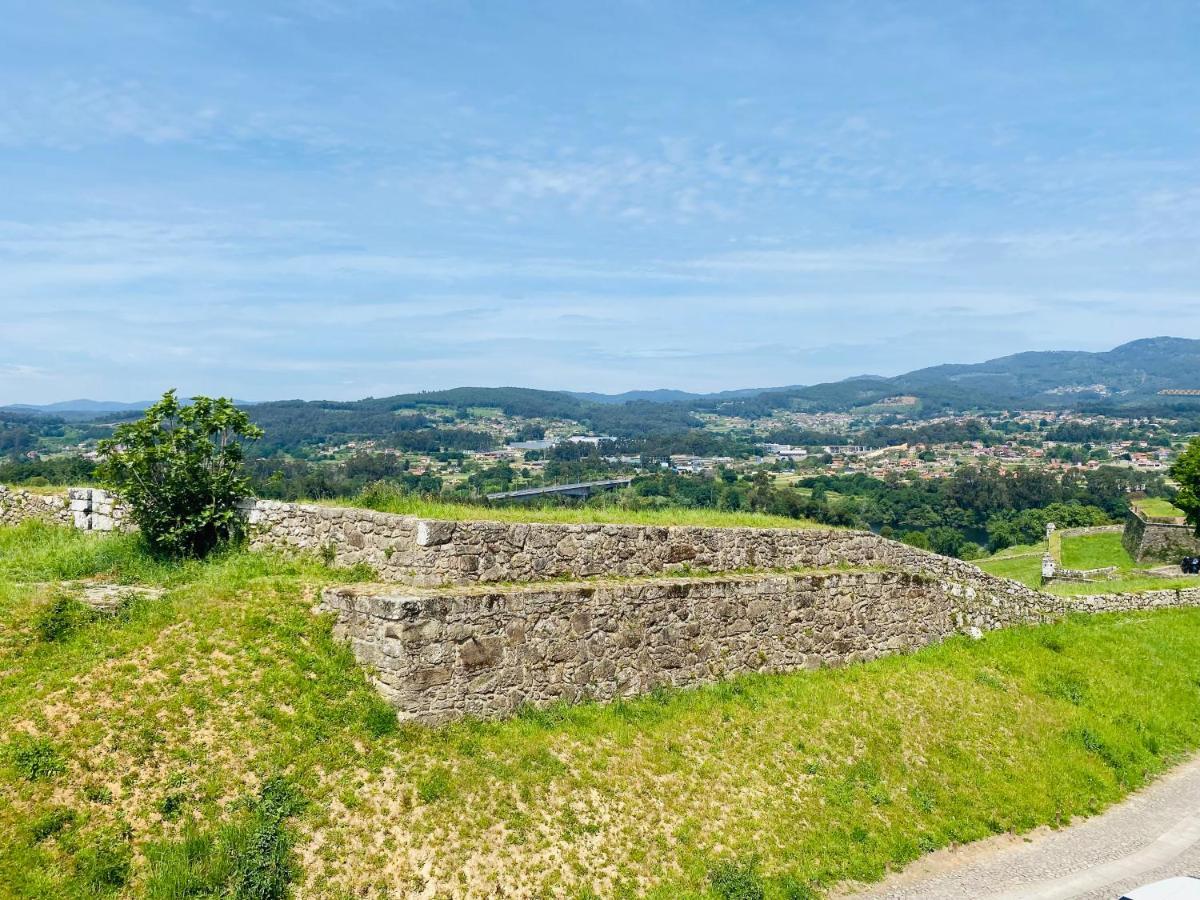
[321, 573, 1200, 723]
[9, 484, 1200, 724]
[4, 488, 988, 587]
[243, 499, 1000, 587]
[0, 485, 70, 528]
[1122, 509, 1200, 563]
[0, 486, 129, 532]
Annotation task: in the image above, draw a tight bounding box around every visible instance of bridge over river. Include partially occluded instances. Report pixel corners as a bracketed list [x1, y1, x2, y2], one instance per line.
[486, 477, 634, 502]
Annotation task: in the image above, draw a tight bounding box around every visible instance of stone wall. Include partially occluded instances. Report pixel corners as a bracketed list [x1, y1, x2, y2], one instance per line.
[8, 483, 1200, 724]
[244, 499, 999, 588]
[0, 486, 128, 532]
[8, 488, 990, 588]
[321, 573, 1200, 724]
[1122, 509, 1200, 563]
[0, 485, 72, 528]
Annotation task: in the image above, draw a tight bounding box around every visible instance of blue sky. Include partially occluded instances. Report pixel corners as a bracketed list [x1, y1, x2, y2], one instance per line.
[1, 1, 1198, 404]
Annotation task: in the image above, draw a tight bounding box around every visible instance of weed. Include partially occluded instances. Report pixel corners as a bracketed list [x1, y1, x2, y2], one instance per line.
[1041, 670, 1089, 705]
[974, 669, 1006, 690]
[363, 698, 398, 737]
[417, 768, 454, 804]
[75, 829, 132, 892]
[34, 591, 97, 641]
[5, 735, 65, 781]
[30, 806, 77, 842]
[84, 783, 114, 804]
[709, 856, 764, 900]
[145, 776, 303, 900]
[158, 790, 188, 821]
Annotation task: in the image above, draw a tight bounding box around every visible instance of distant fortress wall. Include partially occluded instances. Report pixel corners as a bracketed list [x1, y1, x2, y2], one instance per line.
[1123, 507, 1200, 563]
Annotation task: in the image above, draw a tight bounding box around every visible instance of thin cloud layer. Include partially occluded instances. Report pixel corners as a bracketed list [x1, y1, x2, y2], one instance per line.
[1, 1, 1197, 403]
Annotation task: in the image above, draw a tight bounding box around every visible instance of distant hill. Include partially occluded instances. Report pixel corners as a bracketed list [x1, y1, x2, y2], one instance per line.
[3, 398, 259, 420]
[567, 386, 785, 404]
[7, 339, 1198, 451]
[6, 399, 152, 414]
[698, 337, 1200, 416]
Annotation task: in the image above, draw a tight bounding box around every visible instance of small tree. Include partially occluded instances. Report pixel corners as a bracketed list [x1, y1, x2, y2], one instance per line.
[1171, 436, 1200, 534]
[97, 390, 263, 557]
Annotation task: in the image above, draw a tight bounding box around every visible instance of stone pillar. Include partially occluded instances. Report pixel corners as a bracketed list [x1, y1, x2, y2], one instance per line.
[1041, 553, 1056, 582]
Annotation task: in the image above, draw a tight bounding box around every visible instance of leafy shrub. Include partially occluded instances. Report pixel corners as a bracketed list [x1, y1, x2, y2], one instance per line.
[34, 592, 97, 642]
[709, 857, 765, 900]
[97, 390, 262, 558]
[6, 735, 65, 781]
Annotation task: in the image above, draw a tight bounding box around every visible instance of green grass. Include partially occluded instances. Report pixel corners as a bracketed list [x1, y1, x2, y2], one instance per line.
[1050, 575, 1200, 596]
[1060, 533, 1135, 572]
[6, 524, 1200, 896]
[975, 547, 1044, 588]
[1134, 497, 1186, 520]
[977, 532, 1199, 594]
[332, 493, 827, 530]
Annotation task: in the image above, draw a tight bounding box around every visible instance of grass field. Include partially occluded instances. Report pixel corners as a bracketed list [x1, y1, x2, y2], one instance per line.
[6, 522, 1200, 898]
[1059, 532, 1135, 571]
[335, 493, 827, 530]
[976, 531, 1200, 595]
[1134, 497, 1186, 520]
[974, 547, 1043, 588]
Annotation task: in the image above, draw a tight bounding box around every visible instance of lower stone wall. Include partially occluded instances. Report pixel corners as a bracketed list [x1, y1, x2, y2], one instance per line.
[8, 483, 1200, 725]
[1122, 510, 1200, 563]
[323, 569, 1170, 724]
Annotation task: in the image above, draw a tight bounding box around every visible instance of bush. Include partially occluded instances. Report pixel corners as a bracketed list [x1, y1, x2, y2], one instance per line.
[1172, 437, 1200, 533]
[97, 390, 262, 558]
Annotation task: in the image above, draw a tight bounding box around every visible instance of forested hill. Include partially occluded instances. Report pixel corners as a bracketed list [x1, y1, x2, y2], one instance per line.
[5, 338, 1199, 456]
[697, 337, 1200, 416]
[241, 388, 705, 454]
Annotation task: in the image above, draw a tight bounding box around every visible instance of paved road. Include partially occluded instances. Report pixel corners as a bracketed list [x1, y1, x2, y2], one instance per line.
[845, 755, 1200, 899]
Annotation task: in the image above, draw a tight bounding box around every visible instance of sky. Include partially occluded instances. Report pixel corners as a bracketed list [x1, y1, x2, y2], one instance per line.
[1, 0, 1199, 404]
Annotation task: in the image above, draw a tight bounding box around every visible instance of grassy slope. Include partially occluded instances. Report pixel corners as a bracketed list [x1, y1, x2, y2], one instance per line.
[1060, 532, 1135, 571]
[331, 494, 826, 530]
[1134, 497, 1185, 519]
[975, 542, 1044, 588]
[5, 523, 1200, 898]
[977, 532, 1200, 595]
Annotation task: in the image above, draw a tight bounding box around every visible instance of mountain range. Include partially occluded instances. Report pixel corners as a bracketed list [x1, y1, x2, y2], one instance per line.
[6, 337, 1199, 420]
